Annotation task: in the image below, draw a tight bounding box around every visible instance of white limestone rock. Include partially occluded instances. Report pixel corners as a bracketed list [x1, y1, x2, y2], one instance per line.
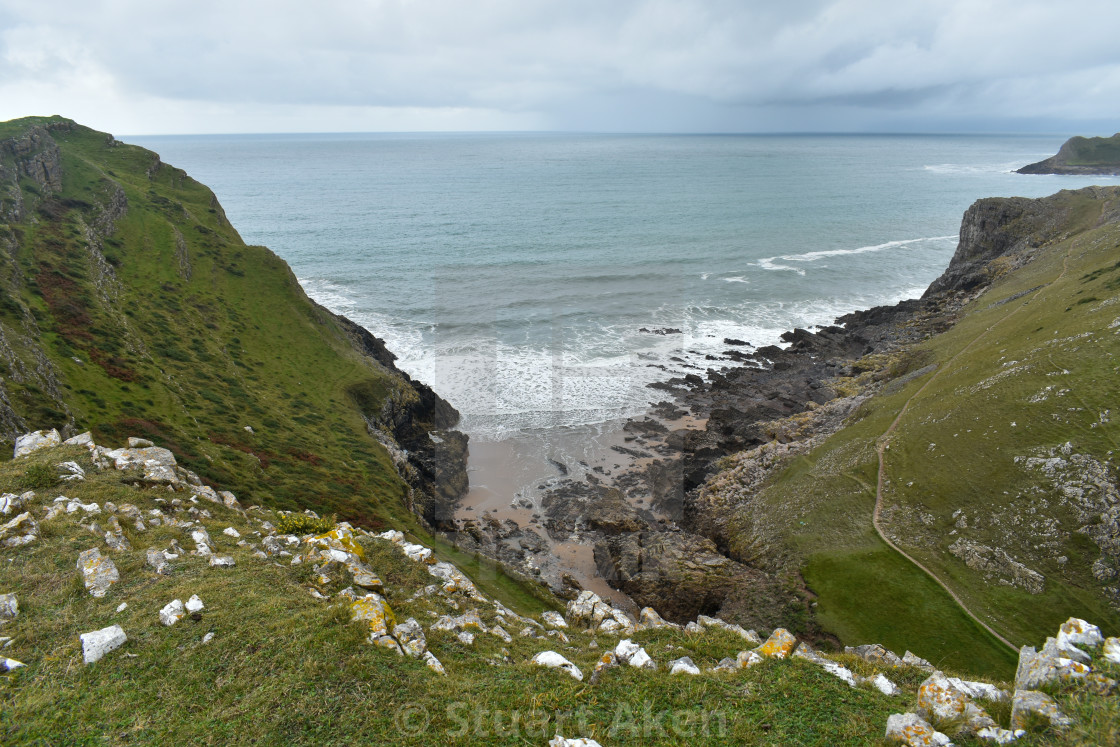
[424, 650, 446, 675]
[393, 618, 427, 658]
[531, 651, 583, 681]
[185, 595, 205, 613]
[542, 611, 568, 629]
[629, 648, 656, 670]
[0, 593, 17, 621]
[549, 736, 602, 747]
[57, 461, 85, 481]
[1056, 617, 1103, 650]
[77, 548, 119, 598]
[377, 529, 404, 544]
[223, 527, 241, 538]
[81, 625, 127, 664]
[1103, 637, 1120, 664]
[638, 607, 679, 630]
[1010, 689, 1071, 731]
[208, 555, 235, 567]
[669, 656, 700, 675]
[14, 429, 61, 458]
[793, 643, 856, 687]
[146, 547, 171, 575]
[870, 673, 903, 697]
[846, 642, 905, 668]
[755, 627, 797, 658]
[884, 712, 953, 746]
[1, 511, 38, 547]
[457, 631, 475, 645]
[1014, 644, 1091, 690]
[916, 671, 998, 735]
[0, 493, 18, 515]
[0, 657, 25, 672]
[160, 599, 185, 626]
[903, 650, 935, 671]
[613, 639, 640, 663]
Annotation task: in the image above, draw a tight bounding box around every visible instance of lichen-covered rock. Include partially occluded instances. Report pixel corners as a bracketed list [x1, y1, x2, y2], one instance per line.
[63, 431, 92, 446]
[351, 593, 396, 640]
[736, 650, 763, 668]
[80, 624, 126, 664]
[104, 516, 131, 552]
[1010, 689, 1071, 731]
[77, 548, 119, 597]
[884, 712, 953, 746]
[1104, 637, 1120, 664]
[456, 631, 475, 645]
[424, 650, 446, 675]
[590, 651, 618, 684]
[669, 656, 700, 675]
[566, 590, 632, 632]
[1, 511, 38, 547]
[1014, 643, 1090, 690]
[14, 429, 61, 458]
[1056, 617, 1103, 650]
[393, 618, 427, 658]
[756, 628, 796, 658]
[542, 611, 568, 629]
[160, 599, 185, 626]
[531, 650, 583, 681]
[402, 542, 433, 563]
[916, 671, 998, 734]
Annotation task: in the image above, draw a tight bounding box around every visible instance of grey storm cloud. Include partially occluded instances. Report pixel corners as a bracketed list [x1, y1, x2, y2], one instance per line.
[1, 0, 1118, 133]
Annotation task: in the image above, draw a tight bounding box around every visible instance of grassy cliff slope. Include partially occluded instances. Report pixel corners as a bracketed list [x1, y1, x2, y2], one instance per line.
[1017, 134, 1120, 175]
[0, 116, 449, 529]
[715, 187, 1120, 678]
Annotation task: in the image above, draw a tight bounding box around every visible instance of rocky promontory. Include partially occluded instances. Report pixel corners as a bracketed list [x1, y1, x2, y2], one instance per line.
[1017, 133, 1120, 175]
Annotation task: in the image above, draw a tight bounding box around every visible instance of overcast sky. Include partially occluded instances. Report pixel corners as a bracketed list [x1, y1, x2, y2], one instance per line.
[1, 0, 1118, 135]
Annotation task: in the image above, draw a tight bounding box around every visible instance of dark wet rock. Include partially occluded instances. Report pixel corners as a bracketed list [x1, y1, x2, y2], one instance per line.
[593, 531, 770, 623]
[542, 482, 652, 538]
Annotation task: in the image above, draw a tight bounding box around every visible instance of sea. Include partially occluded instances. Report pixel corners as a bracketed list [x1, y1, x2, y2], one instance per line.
[131, 132, 1117, 509]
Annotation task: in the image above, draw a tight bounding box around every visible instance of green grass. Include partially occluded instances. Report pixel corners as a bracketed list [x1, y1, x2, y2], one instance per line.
[3, 447, 1117, 745]
[718, 188, 1120, 677]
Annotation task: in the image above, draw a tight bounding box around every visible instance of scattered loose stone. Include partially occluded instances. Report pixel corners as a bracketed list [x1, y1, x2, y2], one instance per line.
[737, 650, 764, 669]
[1015, 642, 1090, 690]
[638, 607, 680, 630]
[756, 628, 797, 658]
[903, 651, 935, 670]
[1, 657, 25, 672]
[457, 631, 475, 645]
[549, 736, 602, 747]
[201, 632, 215, 644]
[869, 674, 903, 697]
[0, 593, 17, 621]
[846, 643, 905, 668]
[542, 611, 568, 629]
[185, 595, 204, 613]
[116, 603, 127, 612]
[160, 599, 185, 626]
[80, 625, 127, 664]
[393, 618, 427, 658]
[590, 651, 618, 684]
[793, 643, 856, 687]
[531, 650, 583, 681]
[351, 593, 396, 642]
[77, 548, 119, 597]
[1, 512, 38, 547]
[208, 556, 235, 567]
[1056, 617, 1103, 650]
[57, 461, 85, 481]
[916, 671, 998, 735]
[669, 656, 700, 675]
[696, 614, 759, 643]
[146, 547, 171, 575]
[1010, 689, 1071, 731]
[191, 529, 212, 556]
[223, 527, 241, 538]
[884, 712, 953, 746]
[424, 650, 446, 675]
[1103, 637, 1120, 664]
[14, 429, 61, 458]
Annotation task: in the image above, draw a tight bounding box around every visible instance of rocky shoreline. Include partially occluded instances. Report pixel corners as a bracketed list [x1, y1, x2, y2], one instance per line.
[436, 187, 1113, 630]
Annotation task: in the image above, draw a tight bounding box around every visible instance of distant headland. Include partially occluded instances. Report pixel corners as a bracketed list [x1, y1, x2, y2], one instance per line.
[1017, 132, 1120, 175]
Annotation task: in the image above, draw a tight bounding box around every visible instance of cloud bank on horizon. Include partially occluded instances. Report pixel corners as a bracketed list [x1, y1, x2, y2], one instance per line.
[1, 0, 1118, 135]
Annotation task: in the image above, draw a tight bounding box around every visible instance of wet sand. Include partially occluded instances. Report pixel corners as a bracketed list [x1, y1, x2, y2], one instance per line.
[456, 410, 706, 608]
